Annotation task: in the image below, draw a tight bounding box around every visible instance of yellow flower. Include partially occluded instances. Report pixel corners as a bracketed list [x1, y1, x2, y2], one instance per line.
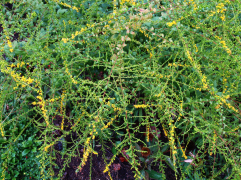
[37, 96, 42, 100]
[62, 38, 68, 43]
[26, 77, 34, 84]
[103, 166, 109, 173]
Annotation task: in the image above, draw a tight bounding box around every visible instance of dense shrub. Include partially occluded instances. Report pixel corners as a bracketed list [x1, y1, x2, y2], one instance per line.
[0, 0, 240, 179]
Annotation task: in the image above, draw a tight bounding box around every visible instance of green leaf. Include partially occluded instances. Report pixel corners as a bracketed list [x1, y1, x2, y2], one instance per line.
[139, 108, 142, 122]
[140, 169, 145, 180]
[145, 170, 163, 179]
[57, 9, 68, 15]
[111, 141, 122, 155]
[14, 170, 19, 177]
[0, 137, 7, 144]
[115, 131, 124, 139]
[11, 152, 16, 157]
[134, 142, 142, 157]
[139, 157, 145, 162]
[164, 156, 179, 175]
[161, 145, 169, 153]
[31, 147, 37, 153]
[111, 146, 117, 155]
[22, 149, 30, 156]
[115, 141, 122, 146]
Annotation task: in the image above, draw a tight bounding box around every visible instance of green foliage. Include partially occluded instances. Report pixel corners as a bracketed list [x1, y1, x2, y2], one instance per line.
[0, 86, 49, 179]
[0, 0, 241, 180]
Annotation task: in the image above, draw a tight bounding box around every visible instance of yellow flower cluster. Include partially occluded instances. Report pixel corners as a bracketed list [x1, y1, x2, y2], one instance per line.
[186, 50, 194, 63]
[145, 48, 153, 58]
[52, 0, 80, 12]
[120, 0, 136, 6]
[139, 29, 151, 40]
[200, 74, 208, 90]
[188, 0, 198, 11]
[7, 37, 13, 52]
[208, 10, 216, 18]
[162, 123, 168, 137]
[0, 60, 34, 89]
[134, 103, 162, 109]
[179, 101, 183, 113]
[60, 90, 67, 130]
[0, 42, 5, 52]
[67, 20, 77, 25]
[82, 146, 91, 167]
[167, 20, 177, 27]
[177, 137, 187, 159]
[101, 99, 121, 112]
[220, 40, 231, 55]
[44, 142, 55, 152]
[11, 61, 26, 68]
[181, 146, 187, 159]
[146, 123, 149, 142]
[216, 3, 227, 14]
[154, 90, 164, 98]
[148, 71, 165, 79]
[229, 126, 239, 133]
[0, 10, 13, 53]
[78, 137, 98, 172]
[103, 154, 117, 174]
[88, 120, 100, 140]
[48, 97, 60, 103]
[168, 63, 191, 68]
[112, 0, 117, 16]
[222, 78, 228, 94]
[133, 170, 142, 179]
[168, 124, 177, 165]
[62, 26, 88, 43]
[113, 107, 121, 112]
[101, 115, 118, 131]
[214, 93, 238, 113]
[1, 160, 7, 179]
[194, 44, 198, 52]
[169, 125, 176, 147]
[210, 131, 217, 156]
[186, 49, 209, 90]
[32, 86, 50, 126]
[215, 102, 222, 110]
[134, 104, 149, 108]
[205, 2, 228, 22]
[0, 122, 4, 137]
[63, 60, 77, 84]
[39, 96, 48, 122]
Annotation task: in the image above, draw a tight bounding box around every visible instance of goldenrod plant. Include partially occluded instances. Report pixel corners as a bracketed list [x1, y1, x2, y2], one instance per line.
[0, 0, 240, 179]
